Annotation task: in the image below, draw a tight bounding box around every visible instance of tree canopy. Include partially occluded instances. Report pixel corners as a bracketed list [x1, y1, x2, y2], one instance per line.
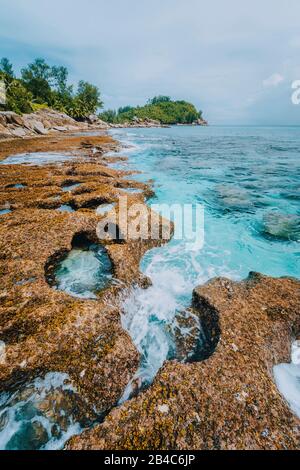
[0, 57, 103, 118]
[99, 97, 202, 125]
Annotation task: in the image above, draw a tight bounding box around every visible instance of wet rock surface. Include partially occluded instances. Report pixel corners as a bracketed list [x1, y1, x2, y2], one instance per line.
[0, 133, 172, 432]
[0, 108, 110, 140]
[68, 274, 300, 450]
[261, 212, 300, 242]
[0, 372, 96, 450]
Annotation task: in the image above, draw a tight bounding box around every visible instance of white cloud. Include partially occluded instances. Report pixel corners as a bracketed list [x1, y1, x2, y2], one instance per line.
[1, 0, 300, 123]
[263, 73, 284, 87]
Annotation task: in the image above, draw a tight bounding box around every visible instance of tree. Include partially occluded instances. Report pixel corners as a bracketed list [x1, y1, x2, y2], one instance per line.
[148, 95, 171, 105]
[21, 58, 52, 103]
[98, 109, 117, 123]
[0, 69, 33, 114]
[76, 80, 103, 115]
[118, 105, 134, 114]
[51, 65, 69, 94]
[103, 97, 203, 125]
[0, 58, 14, 77]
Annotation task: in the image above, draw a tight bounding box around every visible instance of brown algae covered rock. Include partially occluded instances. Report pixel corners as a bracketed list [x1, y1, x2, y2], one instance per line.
[67, 274, 300, 450]
[0, 133, 173, 447]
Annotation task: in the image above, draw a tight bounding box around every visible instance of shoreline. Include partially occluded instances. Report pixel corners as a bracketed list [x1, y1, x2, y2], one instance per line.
[0, 130, 299, 450]
[0, 107, 208, 143]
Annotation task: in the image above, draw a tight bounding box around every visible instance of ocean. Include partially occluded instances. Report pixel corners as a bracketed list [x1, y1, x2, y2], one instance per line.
[108, 125, 300, 394]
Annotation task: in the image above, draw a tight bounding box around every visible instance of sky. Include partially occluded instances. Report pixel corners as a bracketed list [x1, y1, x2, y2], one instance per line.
[1, 0, 300, 124]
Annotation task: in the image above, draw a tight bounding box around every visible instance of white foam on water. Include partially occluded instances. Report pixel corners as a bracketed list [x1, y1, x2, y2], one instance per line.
[291, 340, 300, 365]
[0, 372, 82, 450]
[273, 341, 300, 419]
[119, 237, 236, 402]
[0, 152, 77, 166]
[54, 246, 112, 299]
[119, 255, 191, 400]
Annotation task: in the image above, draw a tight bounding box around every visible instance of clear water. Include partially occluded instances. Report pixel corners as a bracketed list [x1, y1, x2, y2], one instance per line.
[0, 152, 78, 166]
[0, 209, 11, 216]
[56, 205, 75, 213]
[54, 244, 112, 299]
[1, 126, 299, 448]
[108, 126, 300, 398]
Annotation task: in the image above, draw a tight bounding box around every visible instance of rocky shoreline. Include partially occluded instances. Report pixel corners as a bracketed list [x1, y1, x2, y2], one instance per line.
[0, 108, 208, 141]
[0, 130, 299, 450]
[0, 132, 173, 446]
[68, 274, 300, 450]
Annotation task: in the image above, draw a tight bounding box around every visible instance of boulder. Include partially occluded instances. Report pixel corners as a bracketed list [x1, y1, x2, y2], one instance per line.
[0, 114, 7, 127]
[0, 111, 21, 125]
[11, 127, 27, 138]
[0, 123, 11, 137]
[86, 114, 99, 124]
[29, 120, 48, 135]
[10, 114, 24, 127]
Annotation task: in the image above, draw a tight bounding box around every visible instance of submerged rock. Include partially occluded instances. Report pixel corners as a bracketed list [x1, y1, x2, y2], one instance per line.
[214, 184, 254, 213]
[262, 212, 300, 241]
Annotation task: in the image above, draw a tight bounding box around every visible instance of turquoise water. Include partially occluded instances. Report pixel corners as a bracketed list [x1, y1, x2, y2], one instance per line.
[108, 126, 300, 396]
[54, 243, 113, 299]
[0, 126, 299, 448]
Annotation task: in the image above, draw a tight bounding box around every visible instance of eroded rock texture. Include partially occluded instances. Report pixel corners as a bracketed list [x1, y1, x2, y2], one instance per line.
[0, 134, 171, 421]
[68, 274, 300, 450]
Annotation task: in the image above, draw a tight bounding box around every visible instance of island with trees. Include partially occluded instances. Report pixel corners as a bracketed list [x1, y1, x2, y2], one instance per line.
[0, 57, 207, 128]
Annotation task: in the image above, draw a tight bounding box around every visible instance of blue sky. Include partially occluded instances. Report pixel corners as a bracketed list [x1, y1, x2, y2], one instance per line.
[1, 0, 300, 124]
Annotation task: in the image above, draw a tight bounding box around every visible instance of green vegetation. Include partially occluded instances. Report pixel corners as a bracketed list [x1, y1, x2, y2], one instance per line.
[0, 57, 103, 118]
[0, 59, 203, 125]
[99, 95, 203, 125]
